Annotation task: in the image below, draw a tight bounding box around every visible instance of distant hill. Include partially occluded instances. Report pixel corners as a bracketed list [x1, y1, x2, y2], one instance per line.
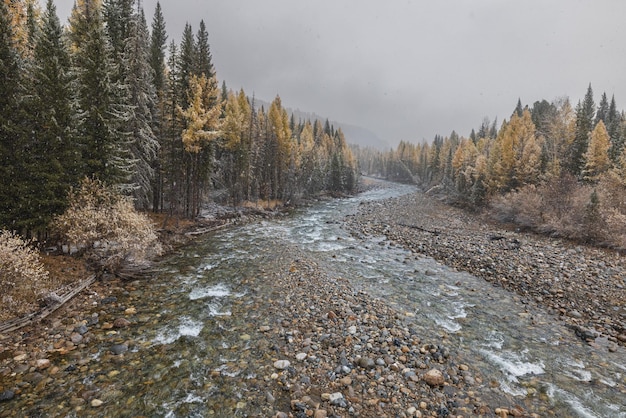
[253, 98, 391, 151]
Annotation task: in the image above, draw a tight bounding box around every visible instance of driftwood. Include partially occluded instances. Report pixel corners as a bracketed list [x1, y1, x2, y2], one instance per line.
[184, 222, 230, 237]
[0, 275, 97, 334]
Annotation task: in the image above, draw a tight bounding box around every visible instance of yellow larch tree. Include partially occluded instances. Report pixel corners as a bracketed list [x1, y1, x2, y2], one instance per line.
[179, 73, 222, 153]
[583, 120, 611, 182]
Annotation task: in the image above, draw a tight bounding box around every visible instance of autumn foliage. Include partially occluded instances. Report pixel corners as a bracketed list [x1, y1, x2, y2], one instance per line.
[0, 230, 50, 320]
[52, 178, 162, 272]
[355, 86, 626, 249]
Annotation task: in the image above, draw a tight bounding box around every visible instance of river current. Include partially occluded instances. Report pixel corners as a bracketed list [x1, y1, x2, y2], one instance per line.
[2, 182, 624, 417]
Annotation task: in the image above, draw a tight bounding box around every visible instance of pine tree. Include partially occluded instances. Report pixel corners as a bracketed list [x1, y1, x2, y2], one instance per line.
[103, 0, 133, 58]
[0, 0, 23, 228]
[595, 92, 609, 125]
[122, 5, 159, 208]
[178, 23, 195, 105]
[567, 84, 595, 177]
[69, 0, 133, 185]
[149, 2, 167, 96]
[149, 1, 167, 210]
[19, 0, 79, 232]
[194, 19, 214, 78]
[607, 95, 624, 162]
[513, 98, 524, 117]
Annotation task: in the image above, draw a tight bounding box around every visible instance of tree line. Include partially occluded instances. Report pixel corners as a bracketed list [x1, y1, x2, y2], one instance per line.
[0, 0, 358, 236]
[354, 85, 626, 246]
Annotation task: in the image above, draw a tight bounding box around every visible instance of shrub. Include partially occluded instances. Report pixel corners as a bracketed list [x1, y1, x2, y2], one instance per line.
[0, 230, 50, 320]
[489, 173, 620, 246]
[490, 185, 544, 229]
[53, 178, 162, 272]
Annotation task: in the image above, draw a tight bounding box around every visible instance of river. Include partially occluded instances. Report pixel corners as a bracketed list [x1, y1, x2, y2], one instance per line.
[1, 181, 624, 417]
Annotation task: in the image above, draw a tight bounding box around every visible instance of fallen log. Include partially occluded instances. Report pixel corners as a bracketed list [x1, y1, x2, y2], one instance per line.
[0, 275, 97, 334]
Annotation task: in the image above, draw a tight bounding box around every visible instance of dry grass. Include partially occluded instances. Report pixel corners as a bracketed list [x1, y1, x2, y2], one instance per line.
[0, 230, 89, 322]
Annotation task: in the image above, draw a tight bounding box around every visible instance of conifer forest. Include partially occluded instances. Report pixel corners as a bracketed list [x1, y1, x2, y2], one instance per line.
[355, 87, 626, 248]
[0, 0, 358, 237]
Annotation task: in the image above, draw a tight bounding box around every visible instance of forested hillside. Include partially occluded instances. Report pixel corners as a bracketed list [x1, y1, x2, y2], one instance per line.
[0, 0, 358, 237]
[355, 86, 626, 247]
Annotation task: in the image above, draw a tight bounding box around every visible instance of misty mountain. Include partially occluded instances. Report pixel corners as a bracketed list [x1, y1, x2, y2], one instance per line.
[253, 99, 391, 150]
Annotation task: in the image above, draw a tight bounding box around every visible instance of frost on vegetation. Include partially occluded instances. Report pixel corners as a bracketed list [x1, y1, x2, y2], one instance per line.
[52, 178, 162, 272]
[0, 230, 50, 320]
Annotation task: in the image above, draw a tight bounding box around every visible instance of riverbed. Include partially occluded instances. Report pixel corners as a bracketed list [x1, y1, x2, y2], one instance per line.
[0, 181, 624, 417]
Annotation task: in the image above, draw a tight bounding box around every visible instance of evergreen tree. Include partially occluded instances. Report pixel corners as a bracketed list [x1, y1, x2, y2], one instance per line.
[595, 92, 609, 125]
[0, 0, 23, 228]
[19, 0, 79, 232]
[514, 98, 524, 117]
[567, 84, 595, 177]
[149, 1, 167, 210]
[122, 5, 159, 208]
[69, 0, 133, 185]
[194, 19, 213, 78]
[607, 95, 624, 162]
[178, 23, 195, 105]
[103, 0, 133, 58]
[149, 2, 167, 96]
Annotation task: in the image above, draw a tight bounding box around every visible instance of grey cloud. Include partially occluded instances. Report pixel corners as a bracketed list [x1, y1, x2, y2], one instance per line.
[49, 0, 626, 145]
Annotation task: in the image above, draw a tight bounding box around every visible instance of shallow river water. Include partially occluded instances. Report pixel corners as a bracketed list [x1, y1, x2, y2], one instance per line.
[2, 182, 625, 417]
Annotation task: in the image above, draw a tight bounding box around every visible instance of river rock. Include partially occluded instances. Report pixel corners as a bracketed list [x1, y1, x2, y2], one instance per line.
[329, 392, 347, 407]
[70, 333, 83, 344]
[424, 369, 444, 386]
[110, 344, 128, 355]
[91, 399, 103, 407]
[113, 318, 131, 328]
[273, 360, 290, 370]
[35, 359, 51, 370]
[357, 357, 375, 369]
[0, 390, 14, 402]
[100, 296, 117, 304]
[295, 353, 307, 361]
[75, 324, 89, 335]
[314, 410, 328, 418]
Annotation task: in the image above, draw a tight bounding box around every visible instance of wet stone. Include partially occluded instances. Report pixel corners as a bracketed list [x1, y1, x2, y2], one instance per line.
[0, 391, 14, 402]
[113, 318, 131, 328]
[74, 324, 89, 335]
[110, 344, 128, 355]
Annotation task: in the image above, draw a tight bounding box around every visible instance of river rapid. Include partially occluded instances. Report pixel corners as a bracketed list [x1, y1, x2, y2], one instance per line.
[1, 181, 624, 417]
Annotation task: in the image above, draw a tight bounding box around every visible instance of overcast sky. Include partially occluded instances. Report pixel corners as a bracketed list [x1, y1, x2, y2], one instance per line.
[48, 0, 626, 147]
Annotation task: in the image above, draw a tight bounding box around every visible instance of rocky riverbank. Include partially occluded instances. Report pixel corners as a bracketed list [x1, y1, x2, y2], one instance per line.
[345, 190, 626, 349]
[2, 182, 621, 417]
[0, 247, 548, 417]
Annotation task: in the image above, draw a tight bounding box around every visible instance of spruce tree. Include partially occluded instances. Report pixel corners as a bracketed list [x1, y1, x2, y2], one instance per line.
[595, 92, 609, 125]
[20, 0, 79, 232]
[69, 0, 133, 185]
[607, 95, 624, 162]
[103, 0, 133, 58]
[149, 1, 167, 210]
[567, 84, 595, 177]
[178, 23, 195, 106]
[122, 5, 159, 208]
[0, 0, 22, 229]
[194, 19, 214, 78]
